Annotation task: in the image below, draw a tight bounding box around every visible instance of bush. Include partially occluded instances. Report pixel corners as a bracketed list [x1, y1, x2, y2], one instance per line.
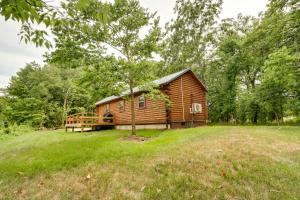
[0, 123, 33, 136]
[3, 127, 11, 134]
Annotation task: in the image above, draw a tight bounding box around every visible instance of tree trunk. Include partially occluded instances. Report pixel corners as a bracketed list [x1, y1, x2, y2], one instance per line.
[253, 111, 258, 124]
[275, 114, 280, 126]
[280, 105, 284, 124]
[129, 78, 136, 135]
[62, 88, 70, 127]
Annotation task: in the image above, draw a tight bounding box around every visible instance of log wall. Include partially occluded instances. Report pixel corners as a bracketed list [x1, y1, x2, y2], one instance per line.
[97, 94, 167, 125]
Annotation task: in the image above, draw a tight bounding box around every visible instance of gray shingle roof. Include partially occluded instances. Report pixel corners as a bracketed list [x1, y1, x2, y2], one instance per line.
[95, 68, 194, 106]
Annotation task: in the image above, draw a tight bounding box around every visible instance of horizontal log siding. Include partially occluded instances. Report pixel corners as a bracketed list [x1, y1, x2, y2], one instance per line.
[97, 94, 167, 125]
[167, 71, 208, 124]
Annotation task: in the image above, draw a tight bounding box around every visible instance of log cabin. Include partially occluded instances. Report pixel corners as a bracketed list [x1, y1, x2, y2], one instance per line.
[94, 68, 208, 130]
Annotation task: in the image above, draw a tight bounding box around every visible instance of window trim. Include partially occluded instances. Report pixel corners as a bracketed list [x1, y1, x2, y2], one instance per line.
[105, 104, 110, 112]
[119, 100, 125, 112]
[138, 94, 146, 109]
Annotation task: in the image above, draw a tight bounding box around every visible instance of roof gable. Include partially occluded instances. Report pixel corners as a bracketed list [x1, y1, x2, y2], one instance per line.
[95, 69, 207, 106]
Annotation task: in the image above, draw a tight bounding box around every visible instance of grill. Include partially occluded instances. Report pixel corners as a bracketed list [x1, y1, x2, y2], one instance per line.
[103, 112, 113, 123]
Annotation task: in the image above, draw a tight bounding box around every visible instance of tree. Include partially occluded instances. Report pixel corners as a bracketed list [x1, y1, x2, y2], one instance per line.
[204, 16, 254, 122]
[104, 0, 161, 134]
[202, 7, 300, 124]
[49, 0, 162, 134]
[258, 47, 299, 123]
[162, 0, 222, 73]
[0, 0, 108, 48]
[0, 95, 8, 127]
[4, 62, 90, 128]
[0, 0, 58, 47]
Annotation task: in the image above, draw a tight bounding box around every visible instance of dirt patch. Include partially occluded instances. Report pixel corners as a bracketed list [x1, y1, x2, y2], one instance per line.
[121, 135, 150, 142]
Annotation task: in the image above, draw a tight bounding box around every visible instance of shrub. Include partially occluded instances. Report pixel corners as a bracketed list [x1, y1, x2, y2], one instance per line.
[3, 127, 11, 134]
[0, 123, 33, 136]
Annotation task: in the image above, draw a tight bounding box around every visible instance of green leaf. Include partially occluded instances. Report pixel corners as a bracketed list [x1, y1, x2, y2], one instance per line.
[77, 0, 91, 9]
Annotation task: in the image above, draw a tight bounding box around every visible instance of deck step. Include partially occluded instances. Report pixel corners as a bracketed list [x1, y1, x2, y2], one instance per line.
[72, 127, 92, 132]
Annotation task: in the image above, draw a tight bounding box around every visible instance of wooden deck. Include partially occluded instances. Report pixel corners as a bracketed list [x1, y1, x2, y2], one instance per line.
[65, 112, 114, 132]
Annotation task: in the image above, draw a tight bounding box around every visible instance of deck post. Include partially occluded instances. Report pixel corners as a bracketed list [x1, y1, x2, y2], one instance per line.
[65, 116, 68, 132]
[81, 112, 84, 133]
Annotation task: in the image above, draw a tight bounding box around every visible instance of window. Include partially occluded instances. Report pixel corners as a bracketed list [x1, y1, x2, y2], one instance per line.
[105, 104, 110, 112]
[138, 94, 145, 109]
[119, 100, 125, 112]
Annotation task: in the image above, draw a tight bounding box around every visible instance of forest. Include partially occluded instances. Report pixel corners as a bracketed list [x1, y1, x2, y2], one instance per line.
[0, 0, 299, 130]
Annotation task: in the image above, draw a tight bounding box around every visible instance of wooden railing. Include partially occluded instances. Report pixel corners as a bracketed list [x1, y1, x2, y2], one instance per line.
[65, 112, 114, 132]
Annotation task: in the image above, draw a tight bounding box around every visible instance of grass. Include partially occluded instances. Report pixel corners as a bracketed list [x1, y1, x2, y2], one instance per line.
[0, 126, 299, 199]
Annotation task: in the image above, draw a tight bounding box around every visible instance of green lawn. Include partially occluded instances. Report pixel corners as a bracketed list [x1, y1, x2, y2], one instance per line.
[0, 126, 299, 200]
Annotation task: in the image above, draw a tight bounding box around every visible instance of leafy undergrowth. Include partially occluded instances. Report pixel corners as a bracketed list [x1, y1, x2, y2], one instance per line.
[0, 126, 299, 199]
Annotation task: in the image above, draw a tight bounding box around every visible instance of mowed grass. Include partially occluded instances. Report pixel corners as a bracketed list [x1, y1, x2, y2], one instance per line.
[0, 126, 299, 200]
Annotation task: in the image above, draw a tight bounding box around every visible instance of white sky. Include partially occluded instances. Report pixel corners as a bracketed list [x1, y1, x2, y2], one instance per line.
[0, 0, 268, 88]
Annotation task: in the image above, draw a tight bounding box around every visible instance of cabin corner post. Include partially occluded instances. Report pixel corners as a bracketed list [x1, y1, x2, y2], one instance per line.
[164, 86, 171, 129]
[205, 92, 208, 124]
[180, 77, 185, 123]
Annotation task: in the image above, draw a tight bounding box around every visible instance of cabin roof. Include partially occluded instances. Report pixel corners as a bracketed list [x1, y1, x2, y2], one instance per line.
[95, 68, 206, 106]
[152, 68, 190, 85]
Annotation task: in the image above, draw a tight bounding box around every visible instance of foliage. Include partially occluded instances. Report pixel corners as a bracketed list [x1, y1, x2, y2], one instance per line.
[0, 124, 33, 136]
[3, 62, 90, 128]
[162, 0, 223, 73]
[0, 0, 57, 47]
[200, 2, 300, 124]
[258, 47, 300, 121]
[0, 0, 109, 48]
